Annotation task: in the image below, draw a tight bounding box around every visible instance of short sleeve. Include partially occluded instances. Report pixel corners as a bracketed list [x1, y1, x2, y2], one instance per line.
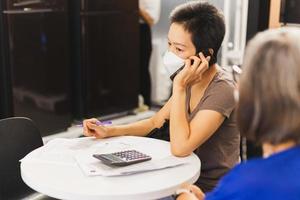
[139, 0, 161, 24]
[199, 80, 236, 118]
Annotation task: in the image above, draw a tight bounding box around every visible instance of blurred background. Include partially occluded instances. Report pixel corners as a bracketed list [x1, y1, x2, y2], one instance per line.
[0, 0, 299, 158]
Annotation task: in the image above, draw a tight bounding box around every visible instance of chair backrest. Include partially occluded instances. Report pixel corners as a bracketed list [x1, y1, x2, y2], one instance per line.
[0, 117, 43, 199]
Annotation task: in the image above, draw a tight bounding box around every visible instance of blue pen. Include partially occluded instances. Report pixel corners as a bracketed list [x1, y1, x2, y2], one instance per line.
[76, 120, 112, 127]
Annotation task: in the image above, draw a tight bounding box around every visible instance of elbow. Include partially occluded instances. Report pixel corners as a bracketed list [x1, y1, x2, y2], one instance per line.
[149, 116, 158, 128]
[171, 145, 192, 157]
[149, 19, 154, 26]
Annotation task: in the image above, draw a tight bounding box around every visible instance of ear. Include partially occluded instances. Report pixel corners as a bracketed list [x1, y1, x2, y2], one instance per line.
[208, 48, 214, 56]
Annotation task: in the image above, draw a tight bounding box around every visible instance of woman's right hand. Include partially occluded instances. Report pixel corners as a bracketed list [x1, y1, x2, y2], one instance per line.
[173, 53, 210, 91]
[83, 118, 111, 139]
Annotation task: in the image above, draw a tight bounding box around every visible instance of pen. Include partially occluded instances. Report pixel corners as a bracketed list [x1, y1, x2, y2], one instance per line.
[76, 120, 112, 127]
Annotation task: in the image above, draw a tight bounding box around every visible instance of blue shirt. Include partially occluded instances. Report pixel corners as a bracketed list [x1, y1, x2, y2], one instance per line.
[205, 146, 300, 200]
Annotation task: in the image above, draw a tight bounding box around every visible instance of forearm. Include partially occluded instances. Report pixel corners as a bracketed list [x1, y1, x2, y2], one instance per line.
[170, 87, 191, 156]
[107, 118, 155, 137]
[105, 98, 171, 138]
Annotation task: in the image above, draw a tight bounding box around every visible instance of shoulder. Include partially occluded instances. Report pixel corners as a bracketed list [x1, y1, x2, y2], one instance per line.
[204, 159, 267, 200]
[200, 67, 237, 118]
[206, 148, 300, 200]
[221, 158, 265, 185]
[233, 147, 300, 184]
[209, 67, 236, 93]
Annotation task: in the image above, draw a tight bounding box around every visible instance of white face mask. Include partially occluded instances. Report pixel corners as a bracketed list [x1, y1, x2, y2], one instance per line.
[163, 51, 185, 77]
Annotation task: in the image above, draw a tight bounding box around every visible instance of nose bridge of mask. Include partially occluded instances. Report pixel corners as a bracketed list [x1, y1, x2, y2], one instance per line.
[163, 51, 185, 75]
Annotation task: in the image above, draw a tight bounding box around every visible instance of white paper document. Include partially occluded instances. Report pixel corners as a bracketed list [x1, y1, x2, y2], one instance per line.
[75, 153, 187, 177]
[20, 137, 106, 166]
[20, 136, 188, 176]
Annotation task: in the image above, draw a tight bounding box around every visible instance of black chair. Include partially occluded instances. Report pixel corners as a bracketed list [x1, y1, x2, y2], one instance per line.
[0, 117, 43, 200]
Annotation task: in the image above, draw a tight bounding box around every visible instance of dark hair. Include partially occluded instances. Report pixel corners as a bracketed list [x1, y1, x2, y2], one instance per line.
[238, 28, 300, 145]
[170, 1, 225, 65]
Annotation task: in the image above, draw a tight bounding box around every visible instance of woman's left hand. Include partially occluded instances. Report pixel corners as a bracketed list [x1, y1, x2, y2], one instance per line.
[173, 52, 211, 90]
[177, 184, 205, 200]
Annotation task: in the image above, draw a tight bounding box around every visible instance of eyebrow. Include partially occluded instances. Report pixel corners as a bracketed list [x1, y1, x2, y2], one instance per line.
[168, 38, 187, 47]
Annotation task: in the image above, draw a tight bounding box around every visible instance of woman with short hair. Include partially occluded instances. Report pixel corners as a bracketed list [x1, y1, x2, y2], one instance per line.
[83, 1, 240, 192]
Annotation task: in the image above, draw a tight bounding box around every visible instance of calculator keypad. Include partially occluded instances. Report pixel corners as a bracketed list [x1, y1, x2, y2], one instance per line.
[112, 150, 151, 161]
[93, 150, 152, 166]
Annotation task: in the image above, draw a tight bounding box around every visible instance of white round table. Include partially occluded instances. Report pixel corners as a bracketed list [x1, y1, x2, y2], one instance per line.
[21, 136, 200, 200]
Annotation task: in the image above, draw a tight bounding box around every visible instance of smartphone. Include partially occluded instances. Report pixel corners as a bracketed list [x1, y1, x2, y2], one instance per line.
[169, 49, 212, 81]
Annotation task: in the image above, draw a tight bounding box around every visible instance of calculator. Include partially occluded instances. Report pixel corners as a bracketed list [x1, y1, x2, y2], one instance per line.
[93, 150, 152, 166]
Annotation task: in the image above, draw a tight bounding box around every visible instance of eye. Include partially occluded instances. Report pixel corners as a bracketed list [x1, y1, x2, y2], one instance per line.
[176, 47, 183, 52]
[168, 42, 171, 47]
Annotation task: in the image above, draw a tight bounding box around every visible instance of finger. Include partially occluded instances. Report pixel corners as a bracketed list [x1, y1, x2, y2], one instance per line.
[89, 118, 99, 124]
[84, 123, 93, 136]
[189, 185, 205, 199]
[89, 124, 106, 139]
[84, 123, 95, 136]
[86, 118, 100, 128]
[193, 62, 208, 82]
[180, 59, 192, 74]
[199, 52, 211, 65]
[199, 52, 206, 61]
[195, 62, 208, 75]
[82, 121, 97, 136]
[83, 119, 92, 136]
[194, 77, 202, 84]
[83, 127, 88, 136]
[190, 55, 201, 64]
[83, 126, 89, 136]
[85, 118, 99, 125]
[198, 55, 209, 70]
[189, 56, 201, 71]
[89, 123, 105, 138]
[83, 125, 94, 137]
[184, 58, 192, 69]
[87, 123, 98, 130]
[83, 118, 98, 128]
[177, 193, 198, 200]
[206, 56, 211, 62]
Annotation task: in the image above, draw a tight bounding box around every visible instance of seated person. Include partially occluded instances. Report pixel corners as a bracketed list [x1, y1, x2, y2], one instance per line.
[83, 1, 240, 192]
[176, 27, 300, 200]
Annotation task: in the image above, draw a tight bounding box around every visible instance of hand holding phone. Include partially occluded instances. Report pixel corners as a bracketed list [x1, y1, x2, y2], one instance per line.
[172, 52, 211, 90]
[170, 49, 212, 81]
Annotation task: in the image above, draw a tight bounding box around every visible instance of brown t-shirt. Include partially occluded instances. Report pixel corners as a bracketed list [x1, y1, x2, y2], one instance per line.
[186, 69, 240, 193]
